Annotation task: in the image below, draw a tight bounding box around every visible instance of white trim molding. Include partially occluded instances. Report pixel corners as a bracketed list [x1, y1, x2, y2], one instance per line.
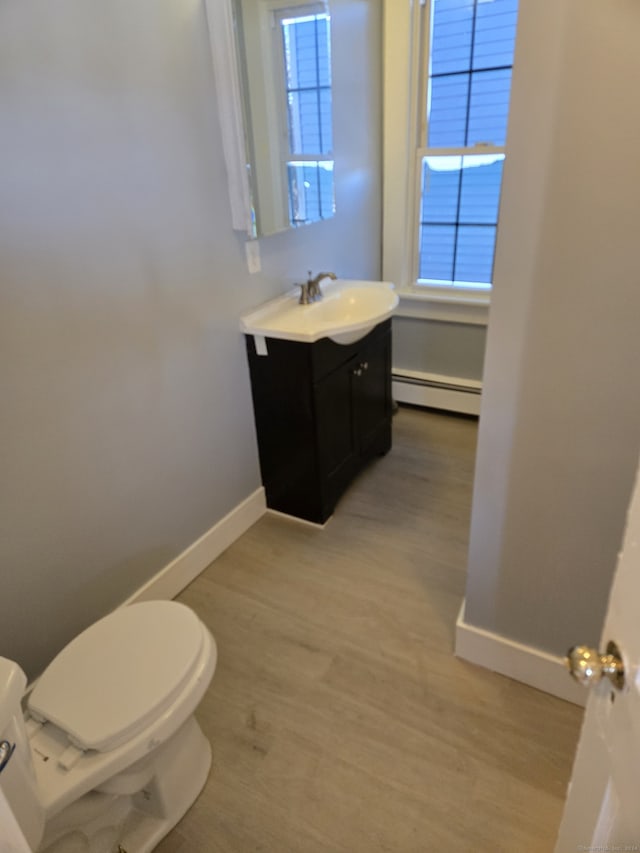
[382, 0, 416, 290]
[392, 369, 482, 416]
[204, 0, 255, 236]
[455, 600, 586, 707]
[395, 292, 490, 326]
[266, 508, 331, 529]
[125, 488, 266, 605]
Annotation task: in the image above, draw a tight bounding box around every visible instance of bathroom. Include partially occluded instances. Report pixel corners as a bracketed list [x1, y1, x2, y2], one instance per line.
[3, 0, 640, 850]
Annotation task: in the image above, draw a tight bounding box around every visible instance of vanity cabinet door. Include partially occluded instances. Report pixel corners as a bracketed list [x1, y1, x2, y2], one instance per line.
[314, 355, 361, 519]
[353, 326, 392, 456]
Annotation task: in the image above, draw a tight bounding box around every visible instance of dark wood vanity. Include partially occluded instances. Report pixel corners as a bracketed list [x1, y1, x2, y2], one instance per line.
[245, 319, 392, 523]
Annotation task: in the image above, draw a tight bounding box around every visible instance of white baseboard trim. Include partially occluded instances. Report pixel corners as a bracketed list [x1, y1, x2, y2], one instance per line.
[392, 369, 482, 416]
[266, 508, 331, 529]
[124, 487, 266, 605]
[455, 600, 586, 707]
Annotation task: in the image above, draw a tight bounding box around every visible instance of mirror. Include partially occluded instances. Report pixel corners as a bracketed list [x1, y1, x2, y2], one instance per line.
[232, 0, 336, 236]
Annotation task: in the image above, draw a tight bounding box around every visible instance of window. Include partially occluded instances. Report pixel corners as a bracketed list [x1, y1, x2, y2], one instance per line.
[416, 0, 518, 290]
[276, 7, 335, 227]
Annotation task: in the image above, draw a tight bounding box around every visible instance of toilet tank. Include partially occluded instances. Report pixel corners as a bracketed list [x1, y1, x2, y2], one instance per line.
[0, 658, 45, 851]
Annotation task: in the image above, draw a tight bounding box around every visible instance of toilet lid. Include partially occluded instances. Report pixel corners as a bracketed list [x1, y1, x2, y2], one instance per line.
[28, 601, 206, 752]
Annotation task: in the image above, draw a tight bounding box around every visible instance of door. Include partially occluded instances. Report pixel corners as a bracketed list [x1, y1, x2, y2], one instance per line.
[314, 354, 360, 519]
[355, 327, 392, 455]
[555, 454, 640, 851]
[314, 353, 359, 483]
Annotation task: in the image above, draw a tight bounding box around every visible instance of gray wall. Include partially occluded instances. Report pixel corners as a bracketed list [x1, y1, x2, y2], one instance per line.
[0, 0, 382, 679]
[465, 0, 640, 655]
[392, 318, 486, 381]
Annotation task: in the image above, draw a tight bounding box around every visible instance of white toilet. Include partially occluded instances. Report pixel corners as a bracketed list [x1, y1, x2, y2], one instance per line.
[0, 600, 217, 852]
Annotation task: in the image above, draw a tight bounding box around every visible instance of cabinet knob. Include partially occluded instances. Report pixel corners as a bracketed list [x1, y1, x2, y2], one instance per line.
[360, 362, 369, 371]
[353, 368, 363, 377]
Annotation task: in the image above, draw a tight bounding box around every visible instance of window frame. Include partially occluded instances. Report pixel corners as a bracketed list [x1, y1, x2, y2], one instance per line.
[271, 3, 335, 227]
[382, 0, 515, 317]
[417, 0, 512, 295]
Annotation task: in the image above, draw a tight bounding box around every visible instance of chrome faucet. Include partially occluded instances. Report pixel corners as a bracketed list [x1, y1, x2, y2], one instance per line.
[306, 270, 337, 302]
[298, 271, 337, 304]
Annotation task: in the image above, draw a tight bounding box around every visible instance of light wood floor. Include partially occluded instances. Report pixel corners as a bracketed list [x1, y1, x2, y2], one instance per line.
[157, 406, 583, 853]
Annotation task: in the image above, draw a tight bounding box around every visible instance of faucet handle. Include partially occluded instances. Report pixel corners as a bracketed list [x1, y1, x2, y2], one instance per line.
[298, 282, 311, 305]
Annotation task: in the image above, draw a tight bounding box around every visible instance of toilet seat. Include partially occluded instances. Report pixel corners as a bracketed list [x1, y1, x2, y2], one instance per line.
[28, 601, 207, 753]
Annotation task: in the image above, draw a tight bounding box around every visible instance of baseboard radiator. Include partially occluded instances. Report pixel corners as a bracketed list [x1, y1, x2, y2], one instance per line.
[392, 369, 482, 416]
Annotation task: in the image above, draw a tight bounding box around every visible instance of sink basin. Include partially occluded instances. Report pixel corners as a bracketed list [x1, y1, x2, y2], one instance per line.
[240, 279, 398, 345]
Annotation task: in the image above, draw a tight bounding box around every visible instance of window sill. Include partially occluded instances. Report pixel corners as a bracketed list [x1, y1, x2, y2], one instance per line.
[394, 288, 490, 326]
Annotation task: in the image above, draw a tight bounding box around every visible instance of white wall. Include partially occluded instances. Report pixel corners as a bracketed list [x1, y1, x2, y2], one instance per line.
[464, 0, 640, 655]
[393, 318, 486, 381]
[0, 0, 382, 679]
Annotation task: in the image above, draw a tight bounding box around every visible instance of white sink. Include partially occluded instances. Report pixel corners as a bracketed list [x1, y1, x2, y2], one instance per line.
[240, 279, 398, 345]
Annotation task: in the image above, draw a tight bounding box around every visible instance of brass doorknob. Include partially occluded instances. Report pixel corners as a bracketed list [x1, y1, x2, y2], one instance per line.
[566, 641, 625, 690]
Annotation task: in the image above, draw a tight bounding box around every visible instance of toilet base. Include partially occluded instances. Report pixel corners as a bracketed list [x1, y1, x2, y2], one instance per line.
[40, 716, 212, 853]
[119, 715, 212, 853]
